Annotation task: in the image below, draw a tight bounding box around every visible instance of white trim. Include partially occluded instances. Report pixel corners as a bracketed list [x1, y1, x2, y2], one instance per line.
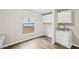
[1, 35, 44, 49]
[1, 39, 27, 48]
[72, 43, 79, 47]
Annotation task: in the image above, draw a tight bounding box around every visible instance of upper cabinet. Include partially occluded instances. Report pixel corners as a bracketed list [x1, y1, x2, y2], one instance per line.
[58, 10, 72, 23]
[43, 14, 52, 23]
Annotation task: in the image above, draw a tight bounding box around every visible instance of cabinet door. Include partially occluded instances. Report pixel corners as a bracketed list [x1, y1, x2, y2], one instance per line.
[56, 31, 72, 48]
[58, 12, 64, 23]
[58, 10, 72, 23]
[63, 10, 72, 23]
[43, 14, 52, 23]
[56, 31, 66, 44]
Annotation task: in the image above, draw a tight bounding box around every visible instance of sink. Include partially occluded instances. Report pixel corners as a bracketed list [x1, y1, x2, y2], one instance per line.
[57, 28, 70, 31]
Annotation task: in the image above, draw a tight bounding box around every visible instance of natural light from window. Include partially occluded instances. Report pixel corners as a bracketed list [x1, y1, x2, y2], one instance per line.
[21, 17, 36, 34]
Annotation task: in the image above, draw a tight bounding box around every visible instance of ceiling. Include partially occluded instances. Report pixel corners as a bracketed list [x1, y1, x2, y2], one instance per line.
[31, 9, 52, 14]
[56, 9, 70, 12]
[31, 9, 70, 14]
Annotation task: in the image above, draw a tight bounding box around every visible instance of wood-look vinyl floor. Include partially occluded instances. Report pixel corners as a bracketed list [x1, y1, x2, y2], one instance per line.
[4, 36, 66, 49]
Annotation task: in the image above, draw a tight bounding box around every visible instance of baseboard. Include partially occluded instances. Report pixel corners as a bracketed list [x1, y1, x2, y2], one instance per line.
[2, 35, 45, 49]
[72, 43, 79, 47]
[43, 35, 52, 39]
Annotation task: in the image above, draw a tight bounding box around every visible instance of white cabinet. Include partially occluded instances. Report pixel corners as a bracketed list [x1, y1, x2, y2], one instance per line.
[58, 10, 72, 23]
[43, 14, 52, 23]
[55, 30, 72, 48]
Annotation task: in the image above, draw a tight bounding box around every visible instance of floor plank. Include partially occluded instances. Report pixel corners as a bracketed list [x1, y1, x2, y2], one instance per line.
[4, 36, 67, 49]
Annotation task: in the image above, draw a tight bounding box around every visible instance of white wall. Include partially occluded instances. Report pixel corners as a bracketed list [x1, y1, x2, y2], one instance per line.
[44, 24, 53, 38]
[0, 9, 44, 46]
[74, 10, 79, 27]
[0, 14, 5, 34]
[72, 10, 79, 46]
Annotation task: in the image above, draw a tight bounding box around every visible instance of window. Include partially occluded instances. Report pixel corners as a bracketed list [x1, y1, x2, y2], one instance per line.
[21, 17, 36, 34]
